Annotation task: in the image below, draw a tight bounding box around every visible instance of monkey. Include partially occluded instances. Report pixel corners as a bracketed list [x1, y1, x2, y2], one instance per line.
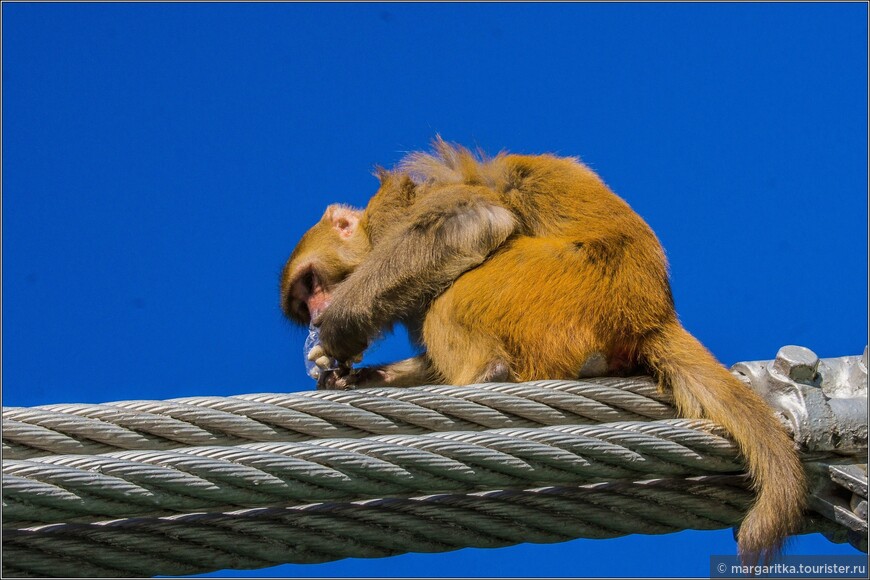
[279, 138, 806, 563]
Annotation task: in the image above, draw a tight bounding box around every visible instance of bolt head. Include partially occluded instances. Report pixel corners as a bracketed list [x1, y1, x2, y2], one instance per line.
[773, 345, 819, 384]
[851, 495, 868, 520]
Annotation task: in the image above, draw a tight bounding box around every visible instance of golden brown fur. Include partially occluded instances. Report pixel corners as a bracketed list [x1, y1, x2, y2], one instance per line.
[280, 138, 806, 562]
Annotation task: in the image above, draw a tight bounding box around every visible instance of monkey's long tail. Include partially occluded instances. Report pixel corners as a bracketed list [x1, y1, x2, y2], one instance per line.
[641, 322, 806, 563]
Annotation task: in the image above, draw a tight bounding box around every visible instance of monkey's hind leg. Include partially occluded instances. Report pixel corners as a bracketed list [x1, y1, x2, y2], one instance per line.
[421, 291, 517, 385]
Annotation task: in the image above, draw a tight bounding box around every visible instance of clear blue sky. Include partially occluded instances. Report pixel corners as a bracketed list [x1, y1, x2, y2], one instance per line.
[3, 2, 867, 577]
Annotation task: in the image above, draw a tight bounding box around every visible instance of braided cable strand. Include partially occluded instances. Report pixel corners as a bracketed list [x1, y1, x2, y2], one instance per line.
[2, 377, 674, 459]
[2, 418, 739, 526]
[2, 475, 754, 577]
[4, 351, 866, 577]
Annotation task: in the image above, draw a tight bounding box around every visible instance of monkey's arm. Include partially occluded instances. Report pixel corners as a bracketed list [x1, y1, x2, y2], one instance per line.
[317, 189, 517, 362]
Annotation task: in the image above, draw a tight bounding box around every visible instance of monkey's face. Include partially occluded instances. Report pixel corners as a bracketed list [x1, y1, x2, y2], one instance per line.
[280, 204, 369, 325]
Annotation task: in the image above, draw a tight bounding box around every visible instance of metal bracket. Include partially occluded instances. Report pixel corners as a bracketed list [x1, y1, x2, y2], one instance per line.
[731, 345, 868, 552]
[731, 345, 868, 453]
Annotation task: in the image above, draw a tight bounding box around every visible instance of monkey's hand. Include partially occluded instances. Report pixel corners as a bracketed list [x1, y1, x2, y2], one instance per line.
[307, 341, 364, 374]
[312, 299, 371, 364]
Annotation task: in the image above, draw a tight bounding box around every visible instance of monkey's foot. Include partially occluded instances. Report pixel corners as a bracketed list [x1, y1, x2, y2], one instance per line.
[315, 365, 351, 390]
[316, 367, 387, 390]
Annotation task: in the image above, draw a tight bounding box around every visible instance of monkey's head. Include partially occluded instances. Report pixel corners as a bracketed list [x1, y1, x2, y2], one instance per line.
[280, 204, 370, 326]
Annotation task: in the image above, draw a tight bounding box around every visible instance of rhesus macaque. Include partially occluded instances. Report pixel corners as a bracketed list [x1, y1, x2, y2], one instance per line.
[279, 138, 805, 562]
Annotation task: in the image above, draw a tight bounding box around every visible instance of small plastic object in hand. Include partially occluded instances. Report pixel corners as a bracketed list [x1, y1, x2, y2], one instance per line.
[303, 323, 338, 380]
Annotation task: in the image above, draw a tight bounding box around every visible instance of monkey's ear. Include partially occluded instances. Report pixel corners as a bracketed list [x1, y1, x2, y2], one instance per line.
[325, 204, 363, 239]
